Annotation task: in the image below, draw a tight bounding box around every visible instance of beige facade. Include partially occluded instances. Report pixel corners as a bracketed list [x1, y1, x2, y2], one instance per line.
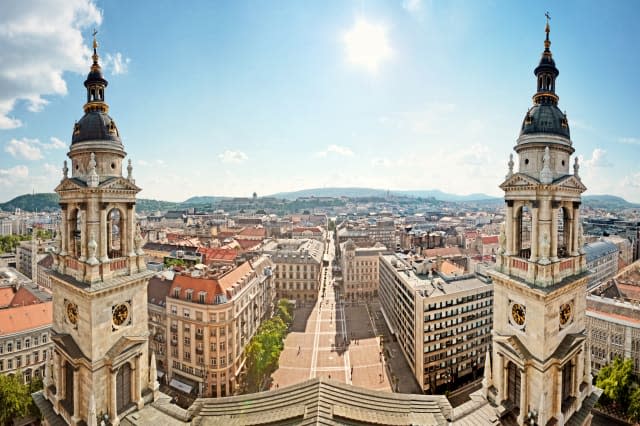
[166, 256, 274, 397]
[16, 237, 54, 280]
[379, 254, 493, 393]
[340, 240, 386, 301]
[262, 239, 323, 303]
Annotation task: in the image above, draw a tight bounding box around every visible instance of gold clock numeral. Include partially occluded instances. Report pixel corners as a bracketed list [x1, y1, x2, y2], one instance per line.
[511, 303, 526, 326]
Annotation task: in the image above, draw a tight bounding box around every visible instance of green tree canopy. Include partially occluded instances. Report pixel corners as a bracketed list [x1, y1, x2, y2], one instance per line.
[596, 357, 634, 406]
[0, 372, 34, 425]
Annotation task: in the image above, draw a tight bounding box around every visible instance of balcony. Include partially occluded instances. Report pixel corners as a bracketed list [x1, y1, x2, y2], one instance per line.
[170, 324, 178, 332]
[196, 347, 204, 355]
[171, 340, 178, 347]
[196, 333, 204, 340]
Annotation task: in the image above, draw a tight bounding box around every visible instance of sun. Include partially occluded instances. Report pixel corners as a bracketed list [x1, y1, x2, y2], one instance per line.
[342, 18, 392, 74]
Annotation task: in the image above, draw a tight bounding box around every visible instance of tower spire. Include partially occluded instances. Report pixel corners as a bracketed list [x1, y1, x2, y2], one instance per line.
[83, 28, 109, 114]
[533, 13, 559, 106]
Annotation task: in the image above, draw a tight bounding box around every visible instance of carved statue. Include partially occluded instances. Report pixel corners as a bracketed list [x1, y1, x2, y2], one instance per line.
[62, 160, 68, 179]
[134, 224, 144, 255]
[506, 154, 514, 179]
[87, 152, 99, 188]
[127, 159, 133, 181]
[578, 223, 585, 254]
[498, 223, 506, 254]
[539, 232, 550, 264]
[87, 233, 98, 265]
[89, 152, 96, 170]
[540, 146, 553, 184]
[574, 156, 580, 178]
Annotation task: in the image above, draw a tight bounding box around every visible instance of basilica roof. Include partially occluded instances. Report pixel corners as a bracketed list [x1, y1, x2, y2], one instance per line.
[72, 111, 122, 144]
[520, 103, 570, 139]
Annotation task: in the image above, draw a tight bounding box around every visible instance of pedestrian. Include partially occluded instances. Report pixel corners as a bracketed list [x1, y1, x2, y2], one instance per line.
[328, 374, 331, 380]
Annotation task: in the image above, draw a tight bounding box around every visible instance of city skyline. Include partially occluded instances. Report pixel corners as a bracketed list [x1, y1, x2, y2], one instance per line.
[1, 0, 640, 203]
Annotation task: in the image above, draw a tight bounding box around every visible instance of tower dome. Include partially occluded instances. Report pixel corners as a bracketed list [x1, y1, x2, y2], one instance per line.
[519, 19, 570, 139]
[71, 33, 123, 148]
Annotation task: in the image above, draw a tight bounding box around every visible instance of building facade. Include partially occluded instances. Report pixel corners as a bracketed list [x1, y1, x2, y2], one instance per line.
[0, 268, 53, 384]
[166, 256, 274, 397]
[340, 240, 386, 301]
[485, 20, 594, 425]
[262, 239, 323, 303]
[584, 240, 619, 288]
[379, 254, 493, 394]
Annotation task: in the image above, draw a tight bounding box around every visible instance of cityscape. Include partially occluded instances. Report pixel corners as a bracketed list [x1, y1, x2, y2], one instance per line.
[1, 2, 640, 426]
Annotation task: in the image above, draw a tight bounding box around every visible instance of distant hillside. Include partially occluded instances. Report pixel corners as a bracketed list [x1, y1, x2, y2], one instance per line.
[269, 187, 497, 202]
[583, 194, 640, 209]
[0, 193, 60, 212]
[0, 193, 177, 213]
[182, 196, 226, 204]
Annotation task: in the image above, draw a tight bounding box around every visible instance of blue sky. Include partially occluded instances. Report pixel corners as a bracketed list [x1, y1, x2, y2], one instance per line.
[1, 0, 639, 202]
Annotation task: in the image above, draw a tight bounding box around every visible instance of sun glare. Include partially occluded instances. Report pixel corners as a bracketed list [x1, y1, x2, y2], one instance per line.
[342, 18, 392, 73]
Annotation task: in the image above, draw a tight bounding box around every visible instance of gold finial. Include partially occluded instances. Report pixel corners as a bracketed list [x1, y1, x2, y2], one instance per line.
[91, 28, 100, 67]
[92, 28, 98, 49]
[544, 12, 551, 49]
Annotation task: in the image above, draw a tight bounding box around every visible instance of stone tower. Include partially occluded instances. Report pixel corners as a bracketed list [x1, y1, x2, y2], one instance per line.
[486, 19, 592, 426]
[44, 34, 157, 426]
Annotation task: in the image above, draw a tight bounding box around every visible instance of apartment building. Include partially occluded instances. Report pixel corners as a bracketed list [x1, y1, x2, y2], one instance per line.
[585, 240, 619, 288]
[165, 255, 275, 397]
[340, 240, 386, 301]
[16, 237, 55, 280]
[587, 261, 640, 375]
[262, 239, 324, 303]
[379, 254, 493, 393]
[148, 275, 172, 380]
[0, 267, 53, 384]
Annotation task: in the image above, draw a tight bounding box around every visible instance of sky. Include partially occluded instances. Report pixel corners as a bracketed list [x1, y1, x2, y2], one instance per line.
[1, 0, 639, 203]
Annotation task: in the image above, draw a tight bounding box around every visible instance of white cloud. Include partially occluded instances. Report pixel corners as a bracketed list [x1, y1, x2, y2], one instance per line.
[218, 150, 248, 164]
[104, 52, 131, 75]
[0, 165, 29, 178]
[48, 137, 66, 149]
[623, 171, 640, 188]
[402, 0, 423, 14]
[459, 143, 491, 166]
[5, 138, 43, 160]
[342, 19, 392, 74]
[137, 159, 150, 166]
[315, 144, 354, 158]
[581, 148, 611, 168]
[619, 137, 640, 145]
[0, 0, 102, 129]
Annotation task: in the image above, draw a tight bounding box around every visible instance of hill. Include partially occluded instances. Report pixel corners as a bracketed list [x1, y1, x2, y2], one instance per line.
[270, 187, 497, 202]
[0, 193, 178, 213]
[583, 194, 640, 209]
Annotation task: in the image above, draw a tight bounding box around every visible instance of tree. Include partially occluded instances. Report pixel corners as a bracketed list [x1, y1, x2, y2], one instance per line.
[0, 373, 33, 425]
[596, 357, 634, 407]
[628, 385, 640, 422]
[276, 299, 294, 327]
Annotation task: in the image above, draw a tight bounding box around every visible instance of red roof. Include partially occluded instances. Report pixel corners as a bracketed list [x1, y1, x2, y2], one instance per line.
[234, 238, 261, 251]
[197, 247, 238, 264]
[0, 302, 52, 335]
[169, 261, 254, 304]
[422, 247, 463, 258]
[0, 287, 15, 308]
[292, 226, 323, 234]
[481, 235, 499, 245]
[236, 227, 266, 238]
[10, 287, 40, 307]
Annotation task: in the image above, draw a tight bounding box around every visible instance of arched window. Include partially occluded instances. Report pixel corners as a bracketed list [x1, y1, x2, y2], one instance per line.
[107, 208, 124, 258]
[515, 205, 531, 258]
[557, 207, 571, 258]
[69, 208, 82, 258]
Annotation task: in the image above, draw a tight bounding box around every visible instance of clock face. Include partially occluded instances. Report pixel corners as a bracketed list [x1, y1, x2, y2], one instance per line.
[66, 302, 78, 325]
[511, 303, 526, 326]
[112, 303, 130, 326]
[560, 303, 573, 326]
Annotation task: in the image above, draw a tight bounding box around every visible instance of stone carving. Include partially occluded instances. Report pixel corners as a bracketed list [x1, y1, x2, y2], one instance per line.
[88, 393, 97, 426]
[134, 224, 144, 255]
[87, 152, 99, 188]
[62, 160, 68, 179]
[539, 146, 553, 184]
[539, 232, 550, 264]
[498, 223, 506, 254]
[578, 223, 585, 254]
[506, 154, 514, 179]
[87, 233, 99, 265]
[127, 159, 133, 181]
[574, 156, 580, 179]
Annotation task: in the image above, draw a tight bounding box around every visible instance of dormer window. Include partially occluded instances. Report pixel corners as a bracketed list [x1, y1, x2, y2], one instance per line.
[173, 287, 181, 298]
[73, 123, 80, 135]
[186, 289, 193, 302]
[199, 292, 207, 304]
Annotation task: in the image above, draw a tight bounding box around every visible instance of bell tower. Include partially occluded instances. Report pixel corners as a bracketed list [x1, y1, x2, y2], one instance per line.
[43, 32, 158, 426]
[486, 18, 592, 426]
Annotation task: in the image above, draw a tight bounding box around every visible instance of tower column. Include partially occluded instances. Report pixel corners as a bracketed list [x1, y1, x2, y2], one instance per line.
[529, 204, 539, 261]
[505, 203, 514, 255]
[556, 364, 563, 423]
[72, 367, 80, 423]
[100, 208, 108, 262]
[517, 367, 527, 425]
[110, 369, 118, 425]
[572, 205, 581, 256]
[60, 211, 68, 256]
[53, 351, 61, 413]
[127, 204, 136, 257]
[79, 209, 87, 262]
[550, 202, 559, 261]
[136, 355, 144, 408]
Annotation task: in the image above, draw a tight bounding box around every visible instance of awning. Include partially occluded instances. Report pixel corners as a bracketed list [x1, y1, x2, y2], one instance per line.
[157, 370, 165, 379]
[169, 378, 193, 394]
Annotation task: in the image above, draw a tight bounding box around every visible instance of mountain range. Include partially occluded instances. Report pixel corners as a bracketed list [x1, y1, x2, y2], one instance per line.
[1, 189, 638, 212]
